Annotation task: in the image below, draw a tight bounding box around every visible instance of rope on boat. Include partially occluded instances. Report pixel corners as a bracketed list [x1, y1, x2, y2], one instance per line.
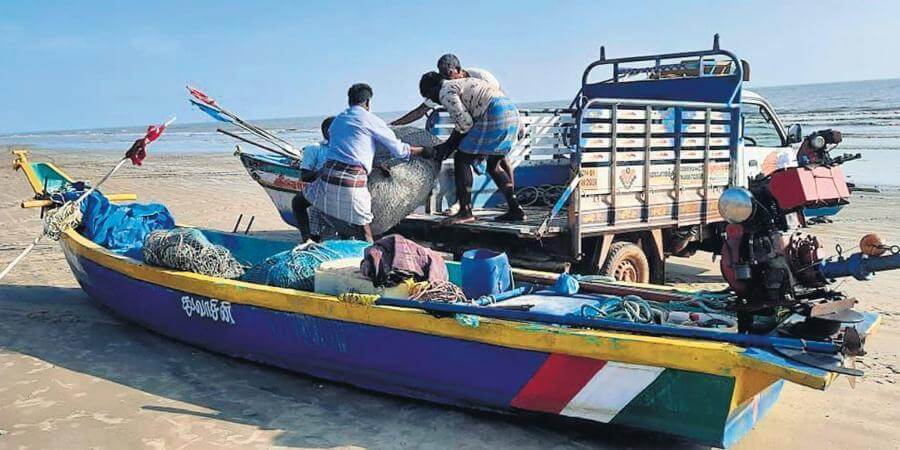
[581, 295, 664, 324]
[573, 273, 732, 313]
[142, 228, 246, 279]
[42, 201, 84, 241]
[337, 293, 380, 305]
[408, 280, 468, 303]
[578, 294, 736, 327]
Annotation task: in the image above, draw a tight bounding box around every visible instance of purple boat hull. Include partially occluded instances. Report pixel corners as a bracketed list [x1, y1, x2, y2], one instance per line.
[59, 228, 851, 447]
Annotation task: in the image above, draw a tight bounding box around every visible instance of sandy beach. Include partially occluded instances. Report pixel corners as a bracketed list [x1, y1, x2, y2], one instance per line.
[1, 149, 897, 449]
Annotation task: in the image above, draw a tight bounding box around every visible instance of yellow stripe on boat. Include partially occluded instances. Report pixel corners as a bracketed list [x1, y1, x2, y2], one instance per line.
[61, 228, 835, 398]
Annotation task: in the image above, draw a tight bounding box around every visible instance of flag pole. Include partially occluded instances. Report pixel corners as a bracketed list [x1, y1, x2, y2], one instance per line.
[186, 85, 301, 158]
[216, 128, 298, 159]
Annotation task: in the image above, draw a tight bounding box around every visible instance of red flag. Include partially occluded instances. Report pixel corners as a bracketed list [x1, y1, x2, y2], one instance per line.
[144, 123, 166, 144]
[124, 119, 172, 166]
[187, 85, 216, 106]
[125, 138, 147, 166]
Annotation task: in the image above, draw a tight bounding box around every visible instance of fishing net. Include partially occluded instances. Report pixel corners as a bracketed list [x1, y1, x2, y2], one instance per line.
[142, 228, 245, 279]
[242, 240, 370, 290]
[43, 201, 83, 241]
[368, 126, 445, 235]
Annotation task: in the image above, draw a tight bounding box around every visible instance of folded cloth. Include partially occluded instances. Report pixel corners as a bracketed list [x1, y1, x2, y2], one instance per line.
[361, 234, 448, 287]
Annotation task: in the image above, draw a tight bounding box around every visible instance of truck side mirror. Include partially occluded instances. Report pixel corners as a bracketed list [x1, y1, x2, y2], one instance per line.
[740, 60, 751, 82]
[787, 124, 802, 144]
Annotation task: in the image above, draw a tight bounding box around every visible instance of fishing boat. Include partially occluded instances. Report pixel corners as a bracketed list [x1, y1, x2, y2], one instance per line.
[54, 224, 879, 448]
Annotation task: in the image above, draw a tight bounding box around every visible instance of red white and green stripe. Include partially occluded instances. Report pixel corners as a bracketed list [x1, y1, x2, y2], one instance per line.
[509, 354, 781, 447]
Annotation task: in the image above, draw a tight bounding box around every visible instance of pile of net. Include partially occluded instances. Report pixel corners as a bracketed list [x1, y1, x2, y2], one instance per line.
[142, 228, 245, 279]
[242, 240, 370, 290]
[368, 126, 445, 235]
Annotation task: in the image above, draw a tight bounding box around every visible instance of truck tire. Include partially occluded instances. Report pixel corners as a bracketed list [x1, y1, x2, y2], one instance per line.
[600, 242, 650, 283]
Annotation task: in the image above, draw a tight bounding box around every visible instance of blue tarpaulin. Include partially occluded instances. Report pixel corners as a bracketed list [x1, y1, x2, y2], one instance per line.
[79, 192, 175, 259]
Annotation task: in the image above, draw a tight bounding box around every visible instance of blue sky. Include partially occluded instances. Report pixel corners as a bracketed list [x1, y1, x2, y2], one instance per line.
[1, 0, 898, 133]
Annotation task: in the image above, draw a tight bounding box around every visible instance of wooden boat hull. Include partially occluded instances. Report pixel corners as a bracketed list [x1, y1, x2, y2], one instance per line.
[59, 228, 876, 448]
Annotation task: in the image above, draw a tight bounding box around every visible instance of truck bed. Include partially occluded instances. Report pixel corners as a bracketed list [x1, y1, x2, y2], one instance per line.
[403, 205, 567, 237]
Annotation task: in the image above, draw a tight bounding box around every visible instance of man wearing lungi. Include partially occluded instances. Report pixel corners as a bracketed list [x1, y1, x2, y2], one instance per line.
[294, 83, 424, 242]
[420, 71, 525, 225]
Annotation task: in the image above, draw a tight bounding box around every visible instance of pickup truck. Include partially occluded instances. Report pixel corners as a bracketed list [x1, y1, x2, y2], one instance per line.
[396, 35, 809, 283]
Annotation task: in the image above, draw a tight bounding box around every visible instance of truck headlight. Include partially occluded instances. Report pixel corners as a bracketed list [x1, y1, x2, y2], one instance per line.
[718, 188, 754, 224]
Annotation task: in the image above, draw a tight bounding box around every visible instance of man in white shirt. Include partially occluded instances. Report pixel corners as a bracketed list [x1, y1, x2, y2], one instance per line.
[298, 116, 334, 182]
[391, 54, 503, 126]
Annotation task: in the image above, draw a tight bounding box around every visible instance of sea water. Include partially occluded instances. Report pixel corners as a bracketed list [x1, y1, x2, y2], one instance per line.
[2, 78, 899, 186]
[759, 78, 900, 187]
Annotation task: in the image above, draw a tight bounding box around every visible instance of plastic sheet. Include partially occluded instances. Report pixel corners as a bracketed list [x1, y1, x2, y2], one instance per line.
[79, 192, 175, 259]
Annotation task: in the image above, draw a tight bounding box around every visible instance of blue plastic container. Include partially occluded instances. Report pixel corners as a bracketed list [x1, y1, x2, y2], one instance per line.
[461, 249, 513, 299]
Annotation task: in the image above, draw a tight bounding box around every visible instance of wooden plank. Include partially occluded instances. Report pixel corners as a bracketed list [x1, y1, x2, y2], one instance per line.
[511, 268, 693, 302]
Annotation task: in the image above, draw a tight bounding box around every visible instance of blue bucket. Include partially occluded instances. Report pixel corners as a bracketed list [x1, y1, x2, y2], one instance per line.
[461, 249, 514, 299]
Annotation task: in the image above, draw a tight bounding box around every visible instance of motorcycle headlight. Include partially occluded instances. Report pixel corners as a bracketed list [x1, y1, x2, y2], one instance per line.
[718, 188, 754, 224]
[811, 135, 826, 150]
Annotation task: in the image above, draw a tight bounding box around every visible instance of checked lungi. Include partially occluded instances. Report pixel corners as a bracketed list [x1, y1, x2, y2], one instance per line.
[459, 96, 519, 156]
[304, 160, 373, 226]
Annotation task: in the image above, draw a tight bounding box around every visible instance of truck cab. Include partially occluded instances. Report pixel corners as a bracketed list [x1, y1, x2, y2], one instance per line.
[738, 89, 802, 183]
[396, 36, 806, 284]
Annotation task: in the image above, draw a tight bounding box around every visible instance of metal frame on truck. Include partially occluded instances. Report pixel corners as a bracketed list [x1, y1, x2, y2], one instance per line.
[396, 35, 746, 283]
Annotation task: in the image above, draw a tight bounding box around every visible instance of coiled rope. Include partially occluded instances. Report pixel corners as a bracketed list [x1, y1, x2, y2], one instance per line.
[408, 280, 468, 303]
[515, 184, 567, 207]
[580, 295, 666, 324]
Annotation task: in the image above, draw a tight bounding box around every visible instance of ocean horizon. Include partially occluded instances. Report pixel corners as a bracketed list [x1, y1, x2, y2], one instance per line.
[3, 77, 899, 186]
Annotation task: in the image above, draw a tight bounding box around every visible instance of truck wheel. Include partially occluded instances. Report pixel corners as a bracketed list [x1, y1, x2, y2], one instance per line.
[600, 242, 650, 283]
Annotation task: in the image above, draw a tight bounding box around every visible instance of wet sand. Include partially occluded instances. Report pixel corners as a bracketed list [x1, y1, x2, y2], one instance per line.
[1, 149, 897, 449]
